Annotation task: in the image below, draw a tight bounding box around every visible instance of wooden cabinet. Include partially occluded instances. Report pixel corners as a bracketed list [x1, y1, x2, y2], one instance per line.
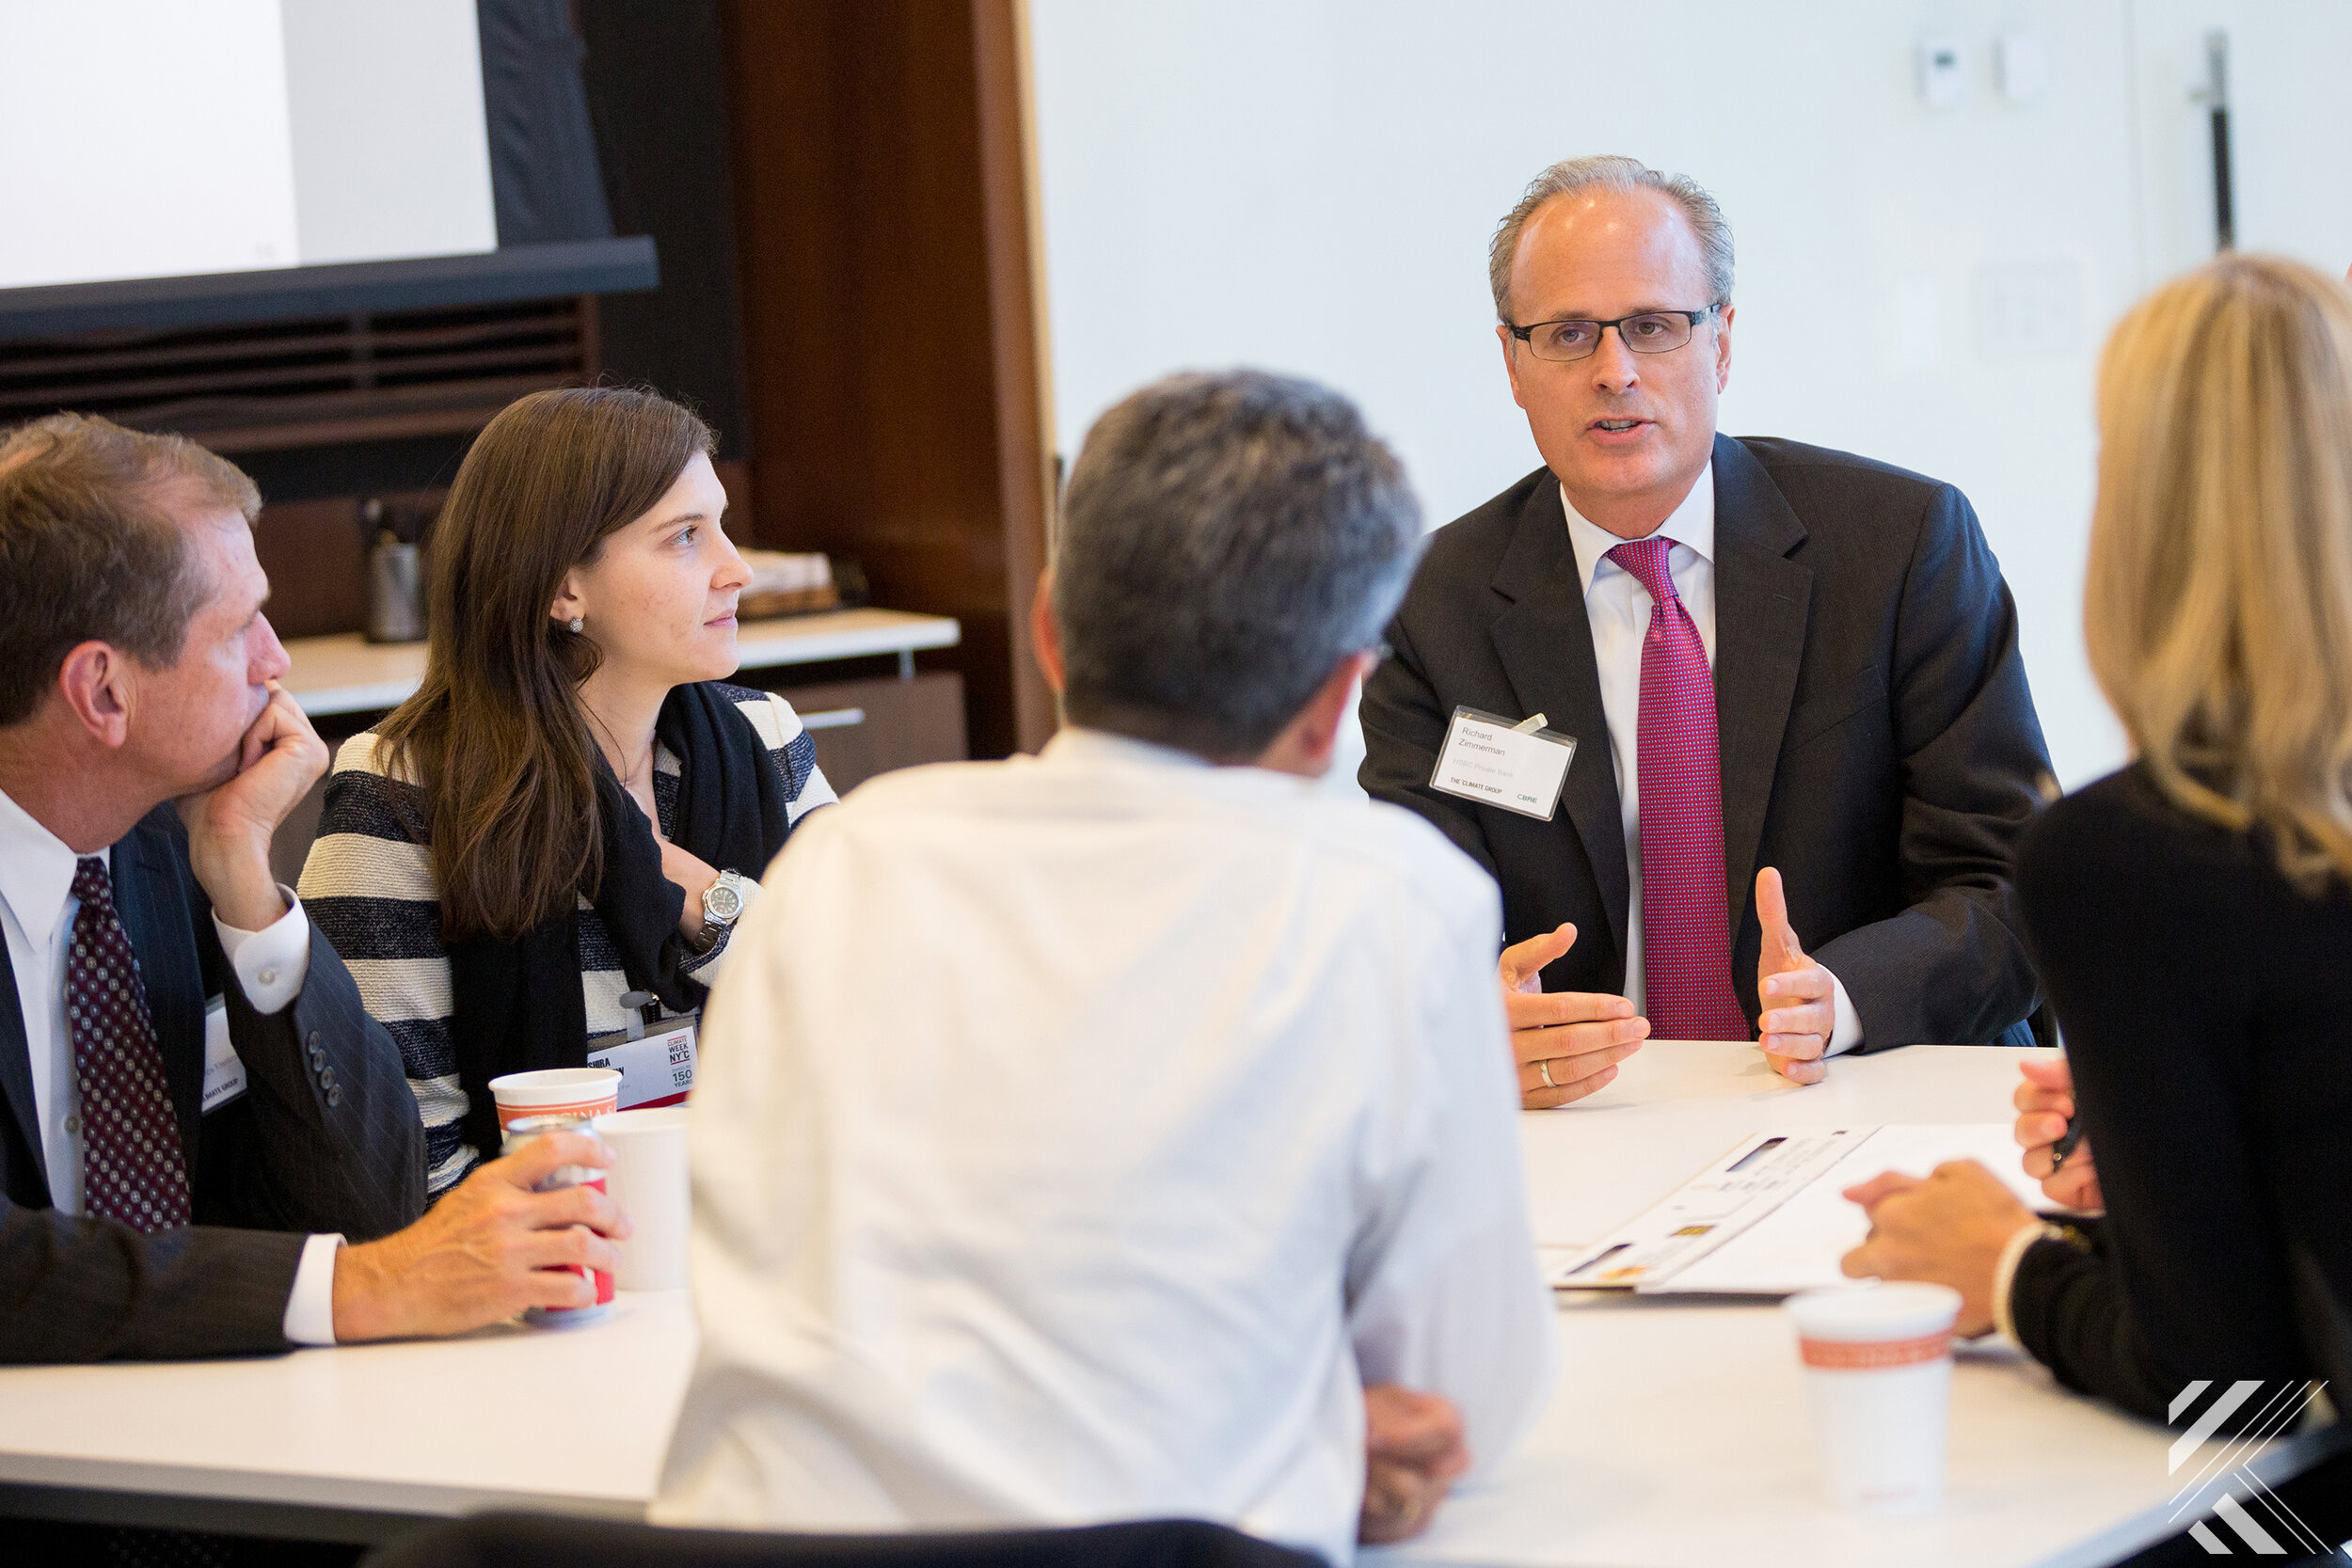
[721, 0, 1057, 761]
[771, 673, 969, 796]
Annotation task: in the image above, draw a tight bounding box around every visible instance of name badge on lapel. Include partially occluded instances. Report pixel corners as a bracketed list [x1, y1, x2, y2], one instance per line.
[587, 1020, 697, 1111]
[200, 995, 247, 1113]
[1428, 706, 1578, 821]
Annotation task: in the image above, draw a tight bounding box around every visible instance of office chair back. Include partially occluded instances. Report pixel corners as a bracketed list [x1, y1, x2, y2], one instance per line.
[362, 1512, 1327, 1568]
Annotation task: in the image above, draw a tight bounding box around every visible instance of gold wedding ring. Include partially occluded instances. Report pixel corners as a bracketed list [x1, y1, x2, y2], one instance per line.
[1536, 1058, 1554, 1088]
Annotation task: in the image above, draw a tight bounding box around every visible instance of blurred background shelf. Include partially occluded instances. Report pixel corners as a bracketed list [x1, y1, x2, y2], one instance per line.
[279, 609, 961, 717]
[268, 610, 968, 885]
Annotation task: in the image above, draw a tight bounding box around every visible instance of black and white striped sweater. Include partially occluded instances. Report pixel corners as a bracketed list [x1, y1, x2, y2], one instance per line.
[297, 682, 834, 1195]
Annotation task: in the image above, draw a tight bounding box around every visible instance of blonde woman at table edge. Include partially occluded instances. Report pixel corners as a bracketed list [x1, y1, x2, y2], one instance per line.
[297, 387, 835, 1196]
[1842, 258, 2352, 1469]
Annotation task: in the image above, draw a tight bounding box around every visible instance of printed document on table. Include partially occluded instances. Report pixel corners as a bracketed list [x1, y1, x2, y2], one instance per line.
[1549, 1125, 2042, 1294]
[1549, 1129, 1872, 1289]
[1660, 1123, 2039, 1295]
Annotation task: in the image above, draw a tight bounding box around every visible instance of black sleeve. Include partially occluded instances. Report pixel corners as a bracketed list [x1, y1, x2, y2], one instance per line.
[0, 1196, 303, 1363]
[1358, 610, 1502, 881]
[213, 925, 426, 1243]
[2008, 1230, 2182, 1422]
[1810, 483, 2048, 1049]
[2011, 778, 2351, 1424]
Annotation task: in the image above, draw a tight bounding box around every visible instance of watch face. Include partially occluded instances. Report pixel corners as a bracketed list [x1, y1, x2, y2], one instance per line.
[707, 881, 743, 922]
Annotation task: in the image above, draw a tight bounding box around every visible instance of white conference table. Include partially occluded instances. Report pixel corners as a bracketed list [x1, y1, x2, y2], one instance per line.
[1387, 1041, 2343, 1568]
[0, 1042, 2334, 1560]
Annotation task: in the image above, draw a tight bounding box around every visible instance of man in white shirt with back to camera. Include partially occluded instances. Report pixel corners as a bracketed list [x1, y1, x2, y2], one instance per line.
[657, 371, 1556, 1562]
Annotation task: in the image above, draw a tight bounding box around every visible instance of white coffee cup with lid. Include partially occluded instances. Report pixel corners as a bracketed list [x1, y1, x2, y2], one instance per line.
[1785, 1282, 1963, 1516]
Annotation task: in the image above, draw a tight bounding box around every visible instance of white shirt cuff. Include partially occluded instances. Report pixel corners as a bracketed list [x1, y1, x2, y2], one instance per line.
[213, 887, 310, 1016]
[1822, 969, 1863, 1056]
[282, 1232, 344, 1345]
[1990, 1220, 2050, 1346]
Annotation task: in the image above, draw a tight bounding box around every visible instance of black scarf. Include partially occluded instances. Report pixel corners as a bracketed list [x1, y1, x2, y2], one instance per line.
[446, 683, 792, 1161]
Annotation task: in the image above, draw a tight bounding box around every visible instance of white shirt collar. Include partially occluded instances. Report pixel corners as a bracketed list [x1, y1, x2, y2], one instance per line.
[1561, 460, 1716, 595]
[1040, 725, 1335, 800]
[0, 783, 84, 953]
[1041, 726, 1216, 771]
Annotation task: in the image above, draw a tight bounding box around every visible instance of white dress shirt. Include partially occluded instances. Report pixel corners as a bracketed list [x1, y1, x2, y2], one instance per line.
[0, 784, 342, 1343]
[656, 729, 1556, 1564]
[1561, 468, 1860, 1053]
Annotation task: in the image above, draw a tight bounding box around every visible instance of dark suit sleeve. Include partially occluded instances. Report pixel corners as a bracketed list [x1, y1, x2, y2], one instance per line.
[1359, 613, 1502, 880]
[1810, 483, 2048, 1048]
[212, 923, 425, 1243]
[0, 1195, 302, 1363]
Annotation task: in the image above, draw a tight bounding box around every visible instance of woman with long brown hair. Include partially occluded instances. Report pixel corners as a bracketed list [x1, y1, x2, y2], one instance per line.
[1839, 258, 2352, 1528]
[299, 388, 833, 1194]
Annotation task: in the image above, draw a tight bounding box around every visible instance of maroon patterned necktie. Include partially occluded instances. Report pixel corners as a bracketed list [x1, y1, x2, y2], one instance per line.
[67, 856, 192, 1231]
[1606, 539, 1750, 1041]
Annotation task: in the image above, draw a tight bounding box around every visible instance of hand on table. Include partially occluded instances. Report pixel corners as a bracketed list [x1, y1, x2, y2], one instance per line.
[1500, 923, 1646, 1108]
[182, 679, 328, 931]
[1755, 868, 1834, 1085]
[1837, 1159, 2037, 1338]
[2015, 1056, 2103, 1212]
[330, 1132, 630, 1341]
[1359, 1384, 1470, 1544]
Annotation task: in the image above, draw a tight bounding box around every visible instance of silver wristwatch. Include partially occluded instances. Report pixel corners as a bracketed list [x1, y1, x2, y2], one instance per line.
[701, 869, 752, 934]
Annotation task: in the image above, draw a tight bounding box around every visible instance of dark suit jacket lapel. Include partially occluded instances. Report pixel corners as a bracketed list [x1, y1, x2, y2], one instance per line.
[1486, 477, 1632, 965]
[111, 815, 206, 1172]
[1710, 434, 1812, 933]
[0, 952, 47, 1208]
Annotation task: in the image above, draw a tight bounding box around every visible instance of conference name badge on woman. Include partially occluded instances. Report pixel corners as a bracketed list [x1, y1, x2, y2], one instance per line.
[589, 1017, 698, 1111]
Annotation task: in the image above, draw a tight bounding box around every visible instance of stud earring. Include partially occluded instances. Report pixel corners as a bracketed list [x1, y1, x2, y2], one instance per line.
[567, 616, 584, 634]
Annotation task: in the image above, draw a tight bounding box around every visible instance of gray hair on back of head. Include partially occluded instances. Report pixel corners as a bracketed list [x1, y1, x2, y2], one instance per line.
[1487, 155, 1735, 324]
[1053, 370, 1423, 761]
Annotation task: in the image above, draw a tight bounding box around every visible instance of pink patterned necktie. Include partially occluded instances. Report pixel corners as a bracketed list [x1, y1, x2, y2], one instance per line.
[66, 856, 193, 1231]
[1606, 539, 1750, 1041]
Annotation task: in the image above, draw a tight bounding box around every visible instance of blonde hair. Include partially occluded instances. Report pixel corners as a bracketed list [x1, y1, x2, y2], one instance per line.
[2086, 254, 2352, 891]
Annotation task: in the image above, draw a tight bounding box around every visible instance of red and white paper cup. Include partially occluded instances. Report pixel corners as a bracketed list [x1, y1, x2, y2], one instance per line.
[1785, 1283, 1963, 1516]
[488, 1067, 621, 1131]
[500, 1112, 615, 1323]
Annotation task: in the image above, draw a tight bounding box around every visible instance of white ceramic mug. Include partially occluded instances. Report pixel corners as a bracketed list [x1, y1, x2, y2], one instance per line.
[591, 1106, 691, 1291]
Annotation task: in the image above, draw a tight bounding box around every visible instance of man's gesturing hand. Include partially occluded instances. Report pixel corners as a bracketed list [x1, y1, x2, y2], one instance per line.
[2015, 1056, 2103, 1212]
[331, 1132, 631, 1342]
[1500, 922, 1646, 1108]
[1756, 868, 1834, 1085]
[1359, 1385, 1470, 1544]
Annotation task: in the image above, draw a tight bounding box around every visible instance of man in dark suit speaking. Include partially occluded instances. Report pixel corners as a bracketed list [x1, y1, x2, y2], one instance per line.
[0, 413, 627, 1362]
[1361, 156, 2051, 1104]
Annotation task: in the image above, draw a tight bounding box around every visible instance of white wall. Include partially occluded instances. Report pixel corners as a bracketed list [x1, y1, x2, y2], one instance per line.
[1028, 0, 2352, 790]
